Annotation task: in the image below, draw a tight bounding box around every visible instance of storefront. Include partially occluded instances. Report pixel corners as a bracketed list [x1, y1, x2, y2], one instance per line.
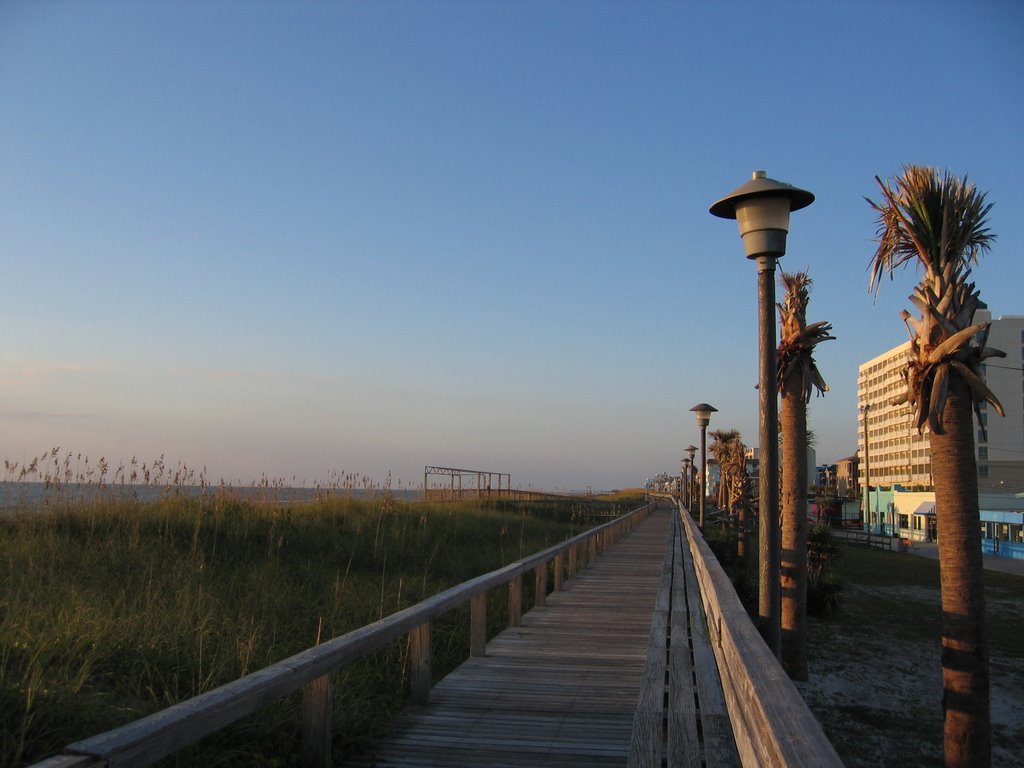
[980, 509, 1024, 558]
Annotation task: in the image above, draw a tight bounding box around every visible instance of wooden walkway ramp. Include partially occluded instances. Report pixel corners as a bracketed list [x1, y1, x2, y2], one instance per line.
[354, 509, 706, 767]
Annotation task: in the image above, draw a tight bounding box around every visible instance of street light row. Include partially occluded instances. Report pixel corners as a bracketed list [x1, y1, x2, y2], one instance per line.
[685, 170, 814, 660]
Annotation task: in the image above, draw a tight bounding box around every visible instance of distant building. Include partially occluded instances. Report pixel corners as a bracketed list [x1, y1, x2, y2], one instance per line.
[747, 445, 816, 492]
[815, 464, 837, 494]
[835, 454, 859, 498]
[857, 309, 1024, 500]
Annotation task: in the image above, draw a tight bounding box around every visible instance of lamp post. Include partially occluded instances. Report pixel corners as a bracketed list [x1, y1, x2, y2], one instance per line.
[861, 403, 873, 532]
[684, 444, 698, 510]
[681, 458, 691, 507]
[710, 170, 814, 659]
[689, 405, 717, 528]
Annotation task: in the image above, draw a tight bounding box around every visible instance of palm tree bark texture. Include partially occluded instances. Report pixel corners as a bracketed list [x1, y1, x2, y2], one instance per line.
[868, 165, 1003, 767]
[776, 270, 833, 682]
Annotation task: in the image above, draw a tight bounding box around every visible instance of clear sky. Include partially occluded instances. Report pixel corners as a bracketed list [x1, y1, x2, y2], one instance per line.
[2, 0, 1022, 491]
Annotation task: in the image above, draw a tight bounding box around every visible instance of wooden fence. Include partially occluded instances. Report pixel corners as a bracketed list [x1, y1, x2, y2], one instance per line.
[830, 527, 899, 551]
[676, 502, 843, 766]
[29, 506, 652, 768]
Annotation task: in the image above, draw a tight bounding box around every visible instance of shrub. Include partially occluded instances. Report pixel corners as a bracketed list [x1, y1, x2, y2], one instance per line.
[807, 523, 843, 617]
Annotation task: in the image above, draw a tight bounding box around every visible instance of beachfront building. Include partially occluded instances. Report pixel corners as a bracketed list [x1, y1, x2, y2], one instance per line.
[867, 487, 1024, 559]
[857, 310, 1024, 512]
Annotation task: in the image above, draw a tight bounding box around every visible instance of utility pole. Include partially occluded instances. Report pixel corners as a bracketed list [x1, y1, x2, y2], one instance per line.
[861, 403, 871, 530]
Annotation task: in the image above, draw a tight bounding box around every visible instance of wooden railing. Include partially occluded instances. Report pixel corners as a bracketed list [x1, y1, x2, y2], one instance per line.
[676, 502, 844, 766]
[628, 504, 739, 767]
[29, 505, 651, 768]
[830, 527, 898, 551]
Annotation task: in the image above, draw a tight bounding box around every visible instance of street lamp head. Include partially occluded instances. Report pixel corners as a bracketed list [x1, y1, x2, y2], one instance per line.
[684, 444, 698, 461]
[709, 170, 814, 259]
[690, 403, 718, 427]
[681, 458, 691, 469]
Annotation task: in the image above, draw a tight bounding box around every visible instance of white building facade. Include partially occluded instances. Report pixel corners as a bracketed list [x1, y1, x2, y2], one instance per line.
[857, 310, 1024, 496]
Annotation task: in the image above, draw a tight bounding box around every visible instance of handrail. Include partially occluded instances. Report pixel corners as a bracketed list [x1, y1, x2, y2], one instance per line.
[676, 502, 843, 767]
[30, 504, 652, 768]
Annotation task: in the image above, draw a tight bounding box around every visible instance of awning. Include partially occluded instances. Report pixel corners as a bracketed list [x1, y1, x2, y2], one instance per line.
[912, 501, 936, 516]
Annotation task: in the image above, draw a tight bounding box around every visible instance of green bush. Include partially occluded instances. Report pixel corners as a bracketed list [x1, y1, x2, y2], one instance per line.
[807, 523, 843, 617]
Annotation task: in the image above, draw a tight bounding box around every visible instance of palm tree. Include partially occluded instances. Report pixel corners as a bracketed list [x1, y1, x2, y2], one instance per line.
[776, 270, 834, 682]
[709, 430, 733, 512]
[710, 429, 752, 568]
[867, 165, 1003, 768]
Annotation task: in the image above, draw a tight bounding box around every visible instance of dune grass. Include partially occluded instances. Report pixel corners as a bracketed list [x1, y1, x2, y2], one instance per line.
[0, 490, 613, 767]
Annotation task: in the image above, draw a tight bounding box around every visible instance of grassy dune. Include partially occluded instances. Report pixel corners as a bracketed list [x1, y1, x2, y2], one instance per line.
[0, 491, 622, 767]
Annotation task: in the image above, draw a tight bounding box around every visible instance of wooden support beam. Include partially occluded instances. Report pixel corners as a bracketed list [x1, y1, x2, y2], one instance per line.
[508, 574, 522, 627]
[470, 593, 487, 657]
[534, 563, 546, 608]
[301, 675, 332, 768]
[410, 623, 432, 705]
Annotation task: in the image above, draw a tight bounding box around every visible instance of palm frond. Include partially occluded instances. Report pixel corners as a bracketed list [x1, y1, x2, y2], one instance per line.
[777, 269, 834, 402]
[867, 165, 995, 295]
[868, 166, 1005, 435]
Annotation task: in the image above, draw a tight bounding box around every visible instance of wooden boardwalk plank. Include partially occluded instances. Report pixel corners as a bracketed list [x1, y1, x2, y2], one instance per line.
[353, 510, 673, 767]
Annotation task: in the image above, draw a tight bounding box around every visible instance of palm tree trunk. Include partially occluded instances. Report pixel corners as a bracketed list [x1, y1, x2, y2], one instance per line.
[931, 376, 990, 767]
[780, 383, 808, 681]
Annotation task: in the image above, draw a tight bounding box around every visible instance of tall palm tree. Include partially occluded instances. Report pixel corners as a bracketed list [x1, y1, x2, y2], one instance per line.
[867, 165, 1003, 768]
[776, 270, 834, 682]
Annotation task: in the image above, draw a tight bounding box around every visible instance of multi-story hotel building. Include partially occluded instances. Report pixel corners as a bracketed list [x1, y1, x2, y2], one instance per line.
[857, 309, 1024, 496]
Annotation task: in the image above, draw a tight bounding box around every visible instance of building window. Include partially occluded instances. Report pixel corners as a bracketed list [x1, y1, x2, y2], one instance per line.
[979, 430, 987, 444]
[979, 465, 989, 479]
[979, 447, 988, 460]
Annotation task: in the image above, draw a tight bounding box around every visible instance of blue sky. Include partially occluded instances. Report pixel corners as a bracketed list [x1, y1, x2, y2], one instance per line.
[2, 0, 1022, 491]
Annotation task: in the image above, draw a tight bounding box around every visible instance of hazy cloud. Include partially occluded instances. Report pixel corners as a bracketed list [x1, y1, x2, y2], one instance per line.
[1, 363, 92, 381]
[0, 410, 95, 421]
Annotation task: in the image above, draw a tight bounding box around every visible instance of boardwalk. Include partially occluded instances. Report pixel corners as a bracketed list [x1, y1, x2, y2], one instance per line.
[30, 503, 843, 768]
[356, 509, 674, 767]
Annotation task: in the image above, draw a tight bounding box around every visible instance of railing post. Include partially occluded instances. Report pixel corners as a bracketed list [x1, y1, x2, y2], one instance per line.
[301, 675, 332, 768]
[588, 534, 597, 565]
[470, 592, 487, 657]
[508, 574, 522, 627]
[553, 553, 564, 592]
[410, 622, 432, 705]
[568, 544, 578, 577]
[534, 562, 547, 607]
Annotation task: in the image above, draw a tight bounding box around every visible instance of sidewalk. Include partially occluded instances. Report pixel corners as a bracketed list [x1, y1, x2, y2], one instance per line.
[908, 540, 1024, 577]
